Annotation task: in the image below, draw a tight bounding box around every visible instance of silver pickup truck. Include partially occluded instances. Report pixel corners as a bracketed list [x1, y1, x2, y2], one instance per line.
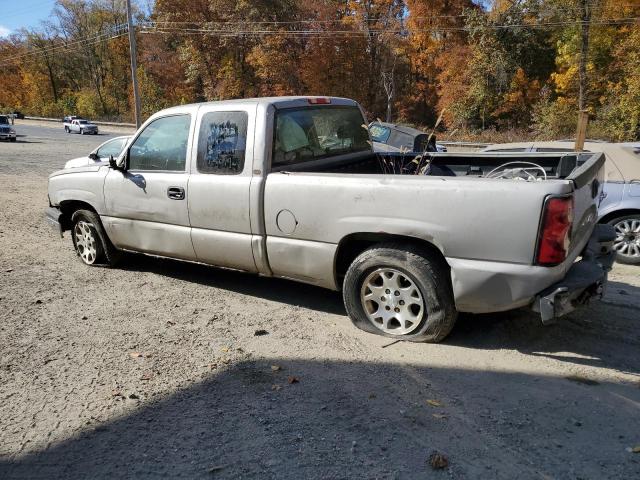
[46, 96, 614, 342]
[64, 118, 98, 135]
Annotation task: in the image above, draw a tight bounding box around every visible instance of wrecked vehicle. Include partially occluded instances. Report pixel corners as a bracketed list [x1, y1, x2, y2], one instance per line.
[369, 121, 446, 153]
[46, 96, 614, 343]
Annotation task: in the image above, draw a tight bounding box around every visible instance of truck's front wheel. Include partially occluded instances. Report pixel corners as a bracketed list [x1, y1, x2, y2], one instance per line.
[71, 210, 120, 266]
[343, 244, 457, 343]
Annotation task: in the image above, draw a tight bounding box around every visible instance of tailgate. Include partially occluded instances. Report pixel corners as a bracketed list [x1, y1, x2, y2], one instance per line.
[565, 152, 606, 257]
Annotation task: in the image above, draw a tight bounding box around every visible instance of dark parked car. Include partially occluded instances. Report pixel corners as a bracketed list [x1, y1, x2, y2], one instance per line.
[0, 116, 17, 142]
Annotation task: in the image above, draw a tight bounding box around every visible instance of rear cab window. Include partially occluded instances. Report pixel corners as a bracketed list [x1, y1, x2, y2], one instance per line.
[272, 105, 371, 169]
[196, 111, 248, 175]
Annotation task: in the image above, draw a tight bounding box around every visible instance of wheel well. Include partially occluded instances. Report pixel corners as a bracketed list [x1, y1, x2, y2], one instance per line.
[59, 200, 97, 231]
[599, 208, 640, 224]
[334, 233, 448, 290]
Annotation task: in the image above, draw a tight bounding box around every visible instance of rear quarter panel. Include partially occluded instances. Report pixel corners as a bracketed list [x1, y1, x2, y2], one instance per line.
[263, 173, 572, 287]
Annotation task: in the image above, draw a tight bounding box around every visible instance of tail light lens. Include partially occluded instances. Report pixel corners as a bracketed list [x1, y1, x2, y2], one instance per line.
[536, 196, 574, 266]
[308, 97, 331, 104]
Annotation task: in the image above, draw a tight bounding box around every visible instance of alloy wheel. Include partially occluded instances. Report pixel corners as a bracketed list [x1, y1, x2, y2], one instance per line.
[74, 220, 98, 264]
[613, 218, 640, 259]
[360, 268, 425, 335]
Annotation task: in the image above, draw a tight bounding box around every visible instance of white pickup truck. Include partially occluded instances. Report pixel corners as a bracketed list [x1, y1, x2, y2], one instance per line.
[46, 96, 614, 342]
[64, 118, 98, 135]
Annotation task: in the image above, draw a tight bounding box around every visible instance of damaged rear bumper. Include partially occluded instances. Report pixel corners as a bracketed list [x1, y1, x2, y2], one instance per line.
[532, 224, 616, 324]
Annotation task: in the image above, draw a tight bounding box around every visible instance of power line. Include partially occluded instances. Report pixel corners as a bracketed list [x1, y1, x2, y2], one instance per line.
[2, 14, 638, 66]
[1, 24, 129, 63]
[0, 31, 128, 66]
[138, 16, 640, 36]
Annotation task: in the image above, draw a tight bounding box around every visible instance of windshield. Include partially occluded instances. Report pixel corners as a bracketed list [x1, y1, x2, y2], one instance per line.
[272, 106, 370, 167]
[78, 120, 88, 124]
[0, 116, 8, 125]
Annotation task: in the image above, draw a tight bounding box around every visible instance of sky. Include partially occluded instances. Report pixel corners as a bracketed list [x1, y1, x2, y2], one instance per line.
[0, 0, 58, 37]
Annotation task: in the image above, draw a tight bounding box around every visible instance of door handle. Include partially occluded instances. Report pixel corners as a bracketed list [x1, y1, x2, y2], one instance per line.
[167, 186, 185, 200]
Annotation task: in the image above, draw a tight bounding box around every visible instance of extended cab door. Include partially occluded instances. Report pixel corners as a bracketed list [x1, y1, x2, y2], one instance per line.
[187, 104, 257, 272]
[102, 112, 196, 260]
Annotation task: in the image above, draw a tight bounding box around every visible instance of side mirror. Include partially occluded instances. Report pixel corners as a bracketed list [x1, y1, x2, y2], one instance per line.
[89, 152, 99, 161]
[109, 150, 129, 172]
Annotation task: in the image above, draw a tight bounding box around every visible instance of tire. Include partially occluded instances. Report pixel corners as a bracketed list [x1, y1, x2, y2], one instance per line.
[608, 214, 640, 265]
[71, 209, 121, 266]
[10, 137, 16, 142]
[343, 243, 458, 343]
[80, 129, 84, 135]
[65, 127, 69, 133]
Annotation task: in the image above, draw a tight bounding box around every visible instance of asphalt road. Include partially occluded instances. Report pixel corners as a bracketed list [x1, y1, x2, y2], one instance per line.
[0, 120, 639, 479]
[3, 120, 133, 176]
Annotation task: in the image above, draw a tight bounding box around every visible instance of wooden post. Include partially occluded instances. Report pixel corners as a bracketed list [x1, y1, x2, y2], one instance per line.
[575, 110, 589, 151]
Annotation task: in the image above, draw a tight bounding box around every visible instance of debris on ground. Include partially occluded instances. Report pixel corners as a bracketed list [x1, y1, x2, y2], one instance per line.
[287, 376, 299, 384]
[426, 399, 443, 407]
[428, 451, 449, 469]
[254, 329, 269, 336]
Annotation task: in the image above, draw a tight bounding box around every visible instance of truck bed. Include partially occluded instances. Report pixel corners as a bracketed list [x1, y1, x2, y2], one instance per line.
[276, 151, 587, 181]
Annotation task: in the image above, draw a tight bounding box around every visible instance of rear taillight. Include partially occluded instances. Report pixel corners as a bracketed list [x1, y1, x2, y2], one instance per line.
[536, 196, 574, 266]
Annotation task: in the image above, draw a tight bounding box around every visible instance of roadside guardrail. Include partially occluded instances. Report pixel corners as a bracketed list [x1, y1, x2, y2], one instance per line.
[23, 116, 136, 128]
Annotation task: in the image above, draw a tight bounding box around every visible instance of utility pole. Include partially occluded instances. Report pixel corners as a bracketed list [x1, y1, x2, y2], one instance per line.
[126, 0, 141, 128]
[578, 0, 591, 111]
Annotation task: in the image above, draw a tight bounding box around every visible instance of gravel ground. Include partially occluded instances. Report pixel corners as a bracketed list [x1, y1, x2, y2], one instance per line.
[1, 120, 639, 479]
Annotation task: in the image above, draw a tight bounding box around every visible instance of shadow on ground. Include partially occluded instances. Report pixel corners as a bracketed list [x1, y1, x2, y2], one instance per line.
[120, 254, 347, 316]
[121, 254, 640, 377]
[1, 359, 639, 479]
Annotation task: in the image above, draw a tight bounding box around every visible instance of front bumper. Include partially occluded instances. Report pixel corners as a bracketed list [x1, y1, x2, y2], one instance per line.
[0, 133, 16, 140]
[532, 224, 616, 324]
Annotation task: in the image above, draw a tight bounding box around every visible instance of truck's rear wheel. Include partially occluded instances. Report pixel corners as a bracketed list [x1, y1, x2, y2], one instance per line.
[71, 210, 120, 266]
[343, 244, 457, 343]
[609, 214, 640, 265]
[65, 126, 69, 133]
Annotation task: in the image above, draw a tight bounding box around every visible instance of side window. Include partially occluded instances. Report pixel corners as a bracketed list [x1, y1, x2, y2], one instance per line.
[197, 111, 248, 174]
[369, 124, 391, 143]
[129, 115, 191, 171]
[96, 138, 126, 159]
